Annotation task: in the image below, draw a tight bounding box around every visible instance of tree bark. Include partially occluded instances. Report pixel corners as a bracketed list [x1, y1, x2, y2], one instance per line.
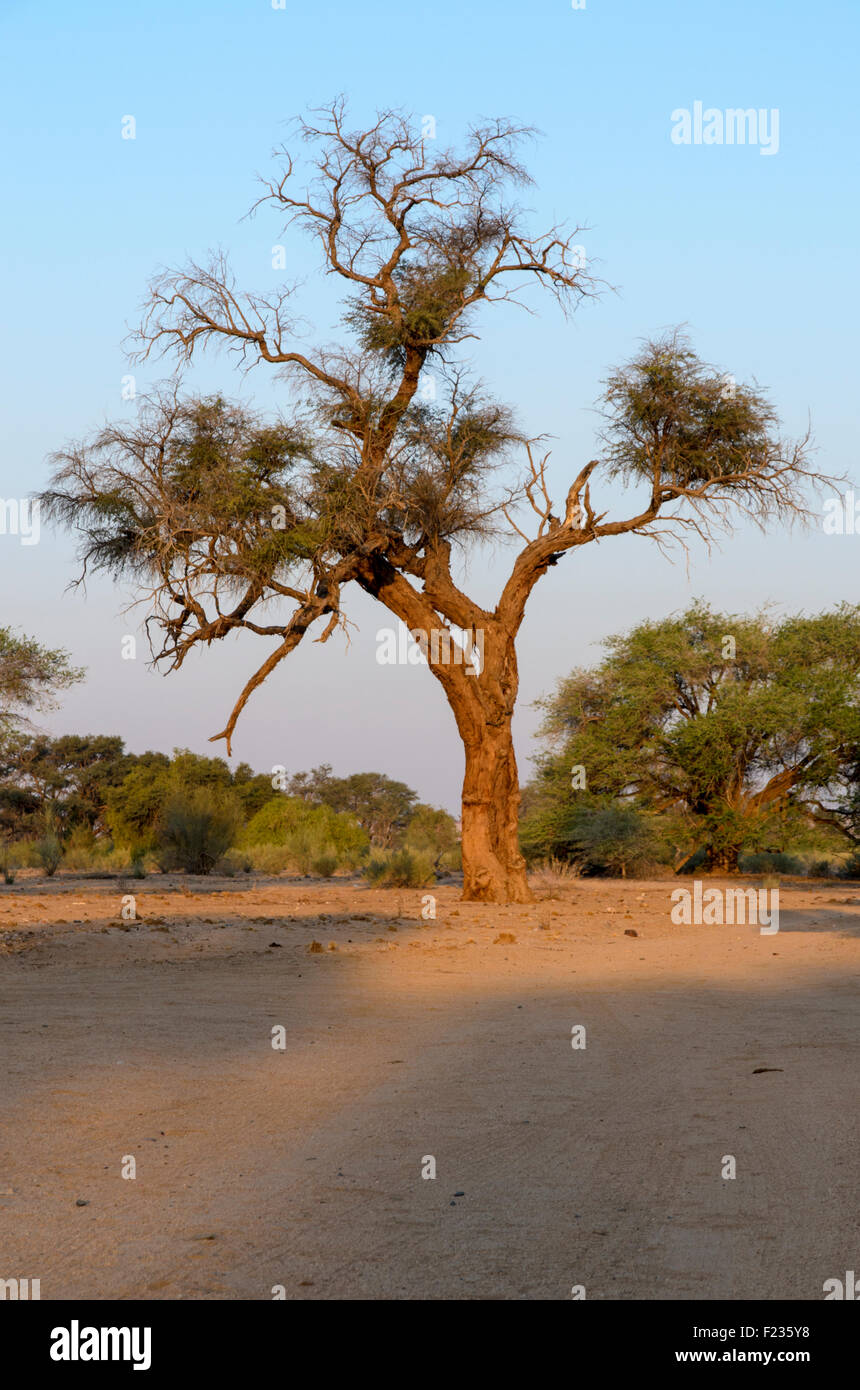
[354, 552, 533, 904]
[460, 718, 531, 903]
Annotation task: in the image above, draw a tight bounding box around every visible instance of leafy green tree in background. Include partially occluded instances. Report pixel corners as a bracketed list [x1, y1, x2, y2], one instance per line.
[102, 752, 171, 853]
[232, 762, 279, 818]
[401, 802, 460, 870]
[158, 785, 242, 875]
[0, 635, 84, 853]
[525, 603, 860, 873]
[0, 629, 83, 741]
[287, 765, 418, 847]
[240, 795, 369, 871]
[105, 750, 234, 854]
[2, 734, 129, 837]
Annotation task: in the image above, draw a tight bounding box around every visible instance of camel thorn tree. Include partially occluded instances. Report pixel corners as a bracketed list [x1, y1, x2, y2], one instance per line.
[41, 102, 831, 903]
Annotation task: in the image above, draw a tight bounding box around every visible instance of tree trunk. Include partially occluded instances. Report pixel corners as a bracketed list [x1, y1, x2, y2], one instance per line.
[460, 719, 532, 903]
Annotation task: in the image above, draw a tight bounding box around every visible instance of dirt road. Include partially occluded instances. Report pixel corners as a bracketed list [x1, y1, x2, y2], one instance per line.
[1, 876, 858, 1299]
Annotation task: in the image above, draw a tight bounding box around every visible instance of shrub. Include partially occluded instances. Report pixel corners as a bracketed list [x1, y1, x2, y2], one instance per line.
[364, 849, 435, 888]
[311, 853, 339, 878]
[0, 842, 19, 883]
[60, 825, 104, 871]
[5, 839, 39, 869]
[806, 858, 837, 879]
[283, 829, 321, 875]
[157, 787, 241, 874]
[35, 834, 63, 876]
[738, 851, 802, 876]
[401, 804, 460, 871]
[529, 800, 658, 877]
[837, 852, 860, 880]
[529, 856, 582, 889]
[240, 796, 368, 866]
[216, 850, 252, 877]
[244, 844, 293, 875]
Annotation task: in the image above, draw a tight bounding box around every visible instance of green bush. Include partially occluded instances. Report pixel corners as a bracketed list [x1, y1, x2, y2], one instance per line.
[738, 851, 803, 876]
[157, 787, 241, 874]
[242, 841, 344, 878]
[216, 850, 252, 877]
[244, 844, 293, 875]
[6, 839, 39, 869]
[806, 858, 838, 879]
[0, 841, 19, 883]
[240, 796, 367, 863]
[837, 852, 860, 880]
[364, 849, 435, 888]
[240, 796, 368, 875]
[401, 804, 460, 870]
[61, 825, 105, 871]
[35, 834, 63, 876]
[522, 797, 659, 877]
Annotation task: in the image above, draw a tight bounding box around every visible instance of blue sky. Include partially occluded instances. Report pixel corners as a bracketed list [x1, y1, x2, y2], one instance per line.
[1, 0, 857, 809]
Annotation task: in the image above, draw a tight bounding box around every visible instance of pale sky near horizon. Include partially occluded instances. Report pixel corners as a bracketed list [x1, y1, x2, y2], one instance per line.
[1, 0, 858, 812]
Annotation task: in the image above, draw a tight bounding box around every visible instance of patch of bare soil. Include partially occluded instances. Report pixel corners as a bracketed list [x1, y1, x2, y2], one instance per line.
[1, 874, 858, 1299]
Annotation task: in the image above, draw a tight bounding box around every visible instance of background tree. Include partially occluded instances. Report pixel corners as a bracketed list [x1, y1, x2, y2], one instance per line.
[232, 761, 280, 818]
[5, 734, 129, 838]
[526, 602, 860, 872]
[0, 634, 84, 851]
[42, 103, 828, 903]
[401, 801, 460, 872]
[0, 628, 82, 742]
[287, 764, 417, 847]
[105, 749, 234, 854]
[158, 784, 241, 875]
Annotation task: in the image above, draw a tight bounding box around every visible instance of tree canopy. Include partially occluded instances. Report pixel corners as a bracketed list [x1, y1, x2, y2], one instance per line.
[0, 628, 83, 742]
[39, 102, 832, 900]
[285, 764, 418, 847]
[525, 602, 860, 871]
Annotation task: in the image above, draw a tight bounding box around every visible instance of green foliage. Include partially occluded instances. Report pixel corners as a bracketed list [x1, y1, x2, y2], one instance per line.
[34, 834, 63, 876]
[311, 853, 338, 878]
[60, 824, 99, 870]
[521, 793, 661, 877]
[231, 763, 279, 818]
[100, 753, 169, 851]
[43, 396, 321, 584]
[0, 733, 131, 842]
[240, 794, 368, 874]
[837, 852, 860, 880]
[286, 766, 417, 848]
[401, 803, 460, 869]
[345, 263, 475, 362]
[215, 849, 252, 877]
[244, 844, 293, 875]
[526, 602, 860, 873]
[0, 628, 84, 740]
[106, 749, 234, 852]
[157, 786, 241, 874]
[364, 848, 436, 888]
[600, 329, 782, 494]
[739, 851, 803, 875]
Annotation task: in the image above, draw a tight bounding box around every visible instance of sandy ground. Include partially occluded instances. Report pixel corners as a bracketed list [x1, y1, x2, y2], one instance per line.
[1, 872, 858, 1301]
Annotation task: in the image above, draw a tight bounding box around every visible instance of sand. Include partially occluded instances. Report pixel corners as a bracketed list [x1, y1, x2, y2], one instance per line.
[1, 873, 858, 1300]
